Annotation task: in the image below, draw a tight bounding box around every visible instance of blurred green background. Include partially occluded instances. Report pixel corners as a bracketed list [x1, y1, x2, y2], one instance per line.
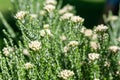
[0, 0, 106, 49]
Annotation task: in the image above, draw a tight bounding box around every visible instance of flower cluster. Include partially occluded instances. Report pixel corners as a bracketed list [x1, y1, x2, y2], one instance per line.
[24, 62, 34, 69]
[58, 69, 74, 80]
[88, 53, 100, 61]
[15, 11, 28, 20]
[2, 46, 14, 56]
[28, 41, 42, 51]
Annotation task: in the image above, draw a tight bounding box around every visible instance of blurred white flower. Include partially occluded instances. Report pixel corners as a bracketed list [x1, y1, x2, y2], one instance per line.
[40, 30, 46, 37]
[43, 24, 50, 29]
[58, 69, 74, 80]
[59, 4, 74, 15]
[29, 41, 42, 51]
[60, 35, 67, 41]
[109, 46, 120, 53]
[24, 62, 34, 69]
[45, 0, 57, 5]
[63, 46, 69, 53]
[60, 13, 73, 20]
[90, 41, 99, 50]
[2, 46, 14, 56]
[68, 41, 79, 47]
[15, 11, 27, 20]
[71, 16, 84, 23]
[44, 4, 55, 12]
[30, 14, 37, 18]
[95, 24, 108, 33]
[88, 53, 99, 61]
[84, 29, 92, 37]
[23, 49, 29, 56]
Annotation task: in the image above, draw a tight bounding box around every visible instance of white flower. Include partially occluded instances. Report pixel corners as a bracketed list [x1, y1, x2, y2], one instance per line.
[118, 61, 120, 65]
[44, 4, 55, 12]
[59, 4, 74, 15]
[15, 11, 27, 20]
[95, 24, 108, 33]
[109, 46, 120, 53]
[43, 24, 50, 29]
[58, 69, 74, 80]
[92, 33, 98, 40]
[2, 47, 14, 56]
[88, 53, 99, 61]
[63, 46, 69, 53]
[90, 41, 99, 50]
[40, 30, 46, 37]
[30, 14, 37, 18]
[104, 61, 110, 67]
[40, 10, 46, 16]
[46, 0, 57, 5]
[80, 27, 86, 34]
[45, 29, 53, 37]
[23, 49, 29, 56]
[24, 62, 33, 69]
[94, 78, 99, 80]
[60, 35, 67, 41]
[68, 41, 79, 47]
[60, 13, 74, 20]
[29, 41, 42, 51]
[84, 29, 92, 37]
[71, 16, 84, 23]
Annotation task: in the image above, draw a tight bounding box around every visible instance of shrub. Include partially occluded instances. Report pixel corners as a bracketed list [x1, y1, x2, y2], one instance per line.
[0, 0, 120, 80]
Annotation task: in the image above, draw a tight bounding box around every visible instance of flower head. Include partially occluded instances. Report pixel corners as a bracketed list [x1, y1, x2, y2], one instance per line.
[84, 29, 93, 37]
[2, 46, 14, 56]
[59, 4, 74, 15]
[88, 53, 99, 61]
[71, 16, 84, 23]
[90, 41, 99, 50]
[45, 0, 57, 5]
[24, 62, 34, 69]
[60, 35, 67, 41]
[94, 24, 108, 33]
[109, 46, 120, 53]
[68, 41, 79, 47]
[44, 4, 55, 12]
[60, 13, 73, 20]
[15, 11, 27, 20]
[23, 49, 29, 56]
[58, 69, 74, 80]
[29, 41, 42, 51]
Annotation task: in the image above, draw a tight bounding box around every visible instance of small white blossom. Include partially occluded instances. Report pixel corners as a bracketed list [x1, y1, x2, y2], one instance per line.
[63, 46, 69, 53]
[46, 29, 53, 37]
[43, 24, 50, 29]
[29, 41, 42, 51]
[2, 47, 14, 56]
[118, 61, 120, 65]
[40, 30, 46, 37]
[60, 13, 74, 20]
[45, 0, 57, 5]
[59, 4, 74, 15]
[90, 41, 99, 50]
[104, 61, 110, 67]
[60, 35, 67, 41]
[88, 53, 99, 61]
[44, 4, 55, 12]
[68, 41, 79, 47]
[23, 49, 29, 56]
[30, 14, 37, 18]
[24, 62, 33, 69]
[94, 78, 100, 80]
[58, 69, 74, 80]
[84, 29, 92, 37]
[71, 16, 84, 23]
[95, 24, 108, 33]
[40, 10, 46, 16]
[109, 46, 120, 53]
[92, 33, 98, 40]
[15, 11, 27, 20]
[80, 27, 86, 34]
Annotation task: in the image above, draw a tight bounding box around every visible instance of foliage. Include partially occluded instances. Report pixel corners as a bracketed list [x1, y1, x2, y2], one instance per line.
[0, 0, 120, 80]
